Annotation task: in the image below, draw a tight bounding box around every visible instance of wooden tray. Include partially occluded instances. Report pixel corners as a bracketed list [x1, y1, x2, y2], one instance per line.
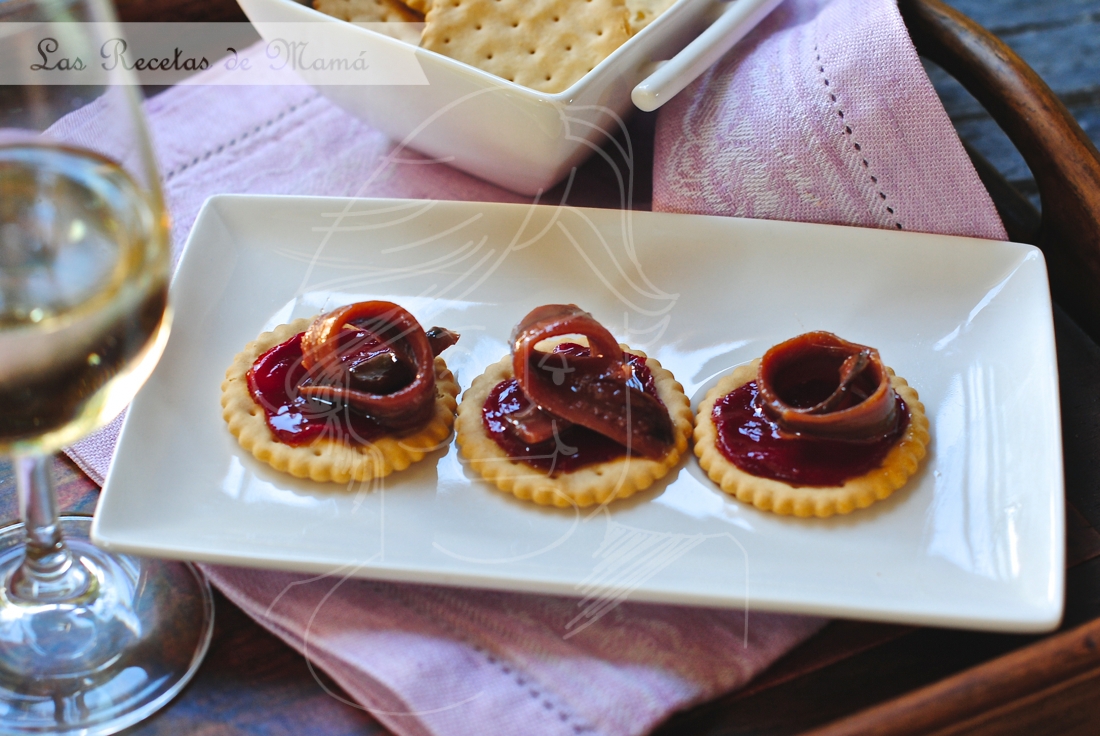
[78, 0, 1100, 733]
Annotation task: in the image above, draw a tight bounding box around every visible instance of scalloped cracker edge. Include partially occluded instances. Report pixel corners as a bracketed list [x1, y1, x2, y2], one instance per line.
[694, 359, 930, 518]
[456, 344, 692, 508]
[221, 317, 459, 484]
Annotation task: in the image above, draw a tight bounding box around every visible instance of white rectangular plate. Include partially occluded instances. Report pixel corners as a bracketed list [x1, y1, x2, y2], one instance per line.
[93, 195, 1065, 632]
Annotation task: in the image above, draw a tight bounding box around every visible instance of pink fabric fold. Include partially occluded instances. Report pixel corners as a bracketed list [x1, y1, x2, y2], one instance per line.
[655, 0, 1004, 240]
[63, 0, 1005, 733]
[205, 568, 823, 736]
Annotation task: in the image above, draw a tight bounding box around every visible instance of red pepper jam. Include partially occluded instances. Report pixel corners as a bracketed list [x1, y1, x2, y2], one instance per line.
[713, 381, 909, 487]
[483, 344, 662, 475]
[247, 332, 387, 447]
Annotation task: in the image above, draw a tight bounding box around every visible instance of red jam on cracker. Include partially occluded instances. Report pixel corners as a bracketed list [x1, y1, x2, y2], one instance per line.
[246, 301, 458, 447]
[482, 343, 664, 474]
[712, 332, 908, 487]
[455, 303, 692, 508]
[694, 331, 929, 517]
[484, 305, 674, 474]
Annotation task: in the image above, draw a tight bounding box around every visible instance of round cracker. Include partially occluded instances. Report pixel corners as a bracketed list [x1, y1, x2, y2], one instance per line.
[222, 318, 459, 484]
[456, 343, 692, 508]
[694, 359, 930, 518]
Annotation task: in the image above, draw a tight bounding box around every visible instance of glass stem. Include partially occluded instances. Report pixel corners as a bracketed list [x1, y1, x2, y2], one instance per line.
[9, 454, 92, 603]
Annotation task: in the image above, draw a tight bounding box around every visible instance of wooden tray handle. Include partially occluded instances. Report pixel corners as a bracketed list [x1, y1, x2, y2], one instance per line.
[803, 616, 1100, 736]
[899, 0, 1100, 343]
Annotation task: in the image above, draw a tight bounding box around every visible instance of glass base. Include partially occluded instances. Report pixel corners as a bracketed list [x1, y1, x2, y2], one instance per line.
[0, 516, 214, 735]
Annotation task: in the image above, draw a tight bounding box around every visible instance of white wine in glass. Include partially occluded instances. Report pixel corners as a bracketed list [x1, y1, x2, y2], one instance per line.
[0, 143, 170, 454]
[0, 2, 214, 734]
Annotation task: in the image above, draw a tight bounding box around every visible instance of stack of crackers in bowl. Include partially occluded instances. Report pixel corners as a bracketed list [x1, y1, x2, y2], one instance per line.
[312, 0, 678, 92]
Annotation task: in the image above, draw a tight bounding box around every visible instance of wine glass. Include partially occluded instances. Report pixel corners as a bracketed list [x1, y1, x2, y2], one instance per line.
[0, 1, 214, 733]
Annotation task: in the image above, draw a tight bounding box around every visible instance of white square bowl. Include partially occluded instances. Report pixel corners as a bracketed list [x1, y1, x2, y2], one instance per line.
[236, 0, 725, 194]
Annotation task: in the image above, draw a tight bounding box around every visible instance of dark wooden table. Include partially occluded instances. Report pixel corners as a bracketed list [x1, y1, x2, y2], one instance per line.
[4, 1, 1100, 733]
[924, 0, 1100, 211]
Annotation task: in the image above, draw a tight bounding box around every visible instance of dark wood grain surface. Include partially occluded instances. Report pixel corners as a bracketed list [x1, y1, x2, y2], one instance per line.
[926, 0, 1100, 209]
[4, 0, 1100, 733]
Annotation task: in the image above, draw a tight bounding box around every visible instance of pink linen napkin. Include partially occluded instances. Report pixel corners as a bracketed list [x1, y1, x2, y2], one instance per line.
[60, 0, 1005, 733]
[654, 0, 1003, 239]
